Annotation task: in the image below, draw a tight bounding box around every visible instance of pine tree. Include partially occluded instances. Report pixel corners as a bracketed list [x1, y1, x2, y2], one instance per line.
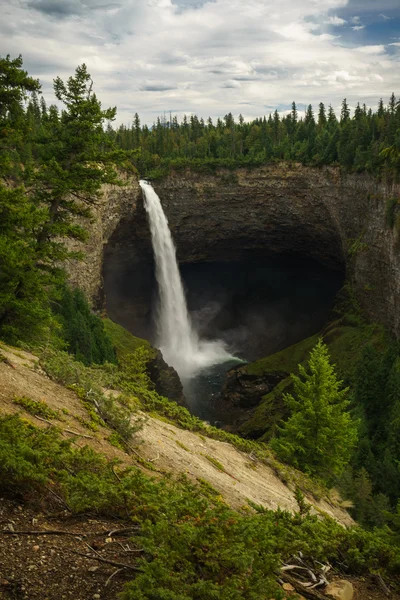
[341, 98, 350, 123]
[318, 102, 327, 128]
[271, 339, 358, 479]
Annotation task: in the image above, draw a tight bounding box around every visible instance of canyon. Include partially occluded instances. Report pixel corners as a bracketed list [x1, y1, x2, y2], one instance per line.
[65, 163, 400, 421]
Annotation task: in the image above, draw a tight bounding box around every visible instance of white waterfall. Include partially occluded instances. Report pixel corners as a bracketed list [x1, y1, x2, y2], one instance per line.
[140, 180, 233, 380]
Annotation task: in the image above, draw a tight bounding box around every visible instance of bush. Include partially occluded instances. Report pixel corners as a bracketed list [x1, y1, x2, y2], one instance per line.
[13, 396, 61, 420]
[54, 286, 116, 366]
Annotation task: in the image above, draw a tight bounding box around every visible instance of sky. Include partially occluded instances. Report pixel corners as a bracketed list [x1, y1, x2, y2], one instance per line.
[1, 0, 400, 125]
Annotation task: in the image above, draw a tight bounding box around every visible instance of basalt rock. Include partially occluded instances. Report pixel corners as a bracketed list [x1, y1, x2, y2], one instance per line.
[147, 349, 186, 407]
[67, 164, 400, 342]
[221, 366, 287, 409]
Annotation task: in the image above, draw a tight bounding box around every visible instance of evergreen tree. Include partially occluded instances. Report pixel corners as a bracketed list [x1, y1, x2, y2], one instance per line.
[318, 102, 327, 128]
[341, 98, 350, 123]
[271, 339, 358, 479]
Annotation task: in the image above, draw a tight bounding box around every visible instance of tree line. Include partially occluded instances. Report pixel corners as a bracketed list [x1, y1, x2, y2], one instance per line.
[110, 97, 400, 178]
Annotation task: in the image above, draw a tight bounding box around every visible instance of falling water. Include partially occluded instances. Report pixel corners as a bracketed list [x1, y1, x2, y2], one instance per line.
[140, 180, 234, 380]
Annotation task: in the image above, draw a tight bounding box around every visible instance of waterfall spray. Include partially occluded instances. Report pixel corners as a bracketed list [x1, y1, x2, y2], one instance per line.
[140, 180, 233, 380]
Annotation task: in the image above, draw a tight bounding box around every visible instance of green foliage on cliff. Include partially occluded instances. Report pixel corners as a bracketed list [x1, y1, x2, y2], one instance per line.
[0, 55, 127, 346]
[271, 340, 358, 479]
[55, 287, 116, 365]
[103, 317, 156, 359]
[113, 97, 400, 180]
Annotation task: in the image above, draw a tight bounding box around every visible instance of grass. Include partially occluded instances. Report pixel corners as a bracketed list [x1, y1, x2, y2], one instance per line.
[103, 318, 156, 360]
[244, 333, 319, 376]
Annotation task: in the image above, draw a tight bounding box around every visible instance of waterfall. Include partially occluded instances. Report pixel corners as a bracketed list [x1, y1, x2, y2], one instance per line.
[140, 180, 233, 380]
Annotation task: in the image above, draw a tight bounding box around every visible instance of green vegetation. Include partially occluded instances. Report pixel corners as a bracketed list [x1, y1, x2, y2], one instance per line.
[13, 396, 61, 420]
[41, 349, 144, 443]
[203, 454, 227, 473]
[55, 287, 116, 365]
[0, 55, 128, 346]
[236, 289, 400, 528]
[41, 345, 271, 459]
[2, 413, 400, 599]
[113, 96, 400, 180]
[1, 52, 400, 596]
[176, 440, 190, 452]
[271, 340, 358, 479]
[103, 317, 155, 359]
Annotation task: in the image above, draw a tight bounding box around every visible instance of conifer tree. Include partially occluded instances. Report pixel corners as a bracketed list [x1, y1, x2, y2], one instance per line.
[271, 339, 358, 479]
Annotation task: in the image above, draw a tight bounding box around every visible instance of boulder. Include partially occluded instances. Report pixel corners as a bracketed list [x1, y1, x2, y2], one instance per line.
[325, 579, 354, 600]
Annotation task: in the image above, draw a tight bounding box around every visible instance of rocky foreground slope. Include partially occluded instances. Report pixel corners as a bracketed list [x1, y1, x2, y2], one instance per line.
[0, 342, 351, 523]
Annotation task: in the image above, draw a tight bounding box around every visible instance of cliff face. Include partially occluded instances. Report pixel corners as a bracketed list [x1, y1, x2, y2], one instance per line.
[65, 178, 141, 307]
[69, 164, 400, 340]
[152, 165, 400, 338]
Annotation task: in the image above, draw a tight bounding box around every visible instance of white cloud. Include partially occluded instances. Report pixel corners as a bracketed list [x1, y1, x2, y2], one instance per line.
[325, 15, 347, 26]
[0, 0, 399, 124]
[379, 14, 392, 20]
[352, 25, 365, 31]
[356, 45, 386, 54]
[221, 79, 241, 88]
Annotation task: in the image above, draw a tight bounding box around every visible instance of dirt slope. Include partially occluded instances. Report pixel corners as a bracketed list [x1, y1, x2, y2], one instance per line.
[0, 343, 352, 525]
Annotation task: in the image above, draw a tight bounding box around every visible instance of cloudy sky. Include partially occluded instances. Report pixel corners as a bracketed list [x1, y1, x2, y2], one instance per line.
[1, 0, 400, 125]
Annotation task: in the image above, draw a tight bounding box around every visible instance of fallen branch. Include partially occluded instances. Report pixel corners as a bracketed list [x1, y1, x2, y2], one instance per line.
[125, 444, 142, 459]
[34, 415, 93, 439]
[279, 573, 328, 600]
[108, 526, 140, 537]
[148, 452, 160, 463]
[0, 529, 86, 537]
[34, 415, 53, 425]
[374, 573, 392, 598]
[70, 550, 141, 572]
[105, 568, 124, 587]
[63, 428, 94, 439]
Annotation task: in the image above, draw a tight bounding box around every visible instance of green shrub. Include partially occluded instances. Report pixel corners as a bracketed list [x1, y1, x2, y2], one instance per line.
[13, 396, 61, 420]
[42, 349, 143, 443]
[54, 286, 116, 366]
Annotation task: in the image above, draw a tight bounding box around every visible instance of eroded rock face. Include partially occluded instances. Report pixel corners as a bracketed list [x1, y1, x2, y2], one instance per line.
[151, 165, 400, 339]
[68, 164, 400, 340]
[65, 176, 142, 307]
[220, 366, 287, 409]
[147, 350, 186, 406]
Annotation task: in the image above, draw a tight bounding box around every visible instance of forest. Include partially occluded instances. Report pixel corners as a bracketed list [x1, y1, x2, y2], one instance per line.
[1, 53, 400, 598]
[112, 96, 400, 179]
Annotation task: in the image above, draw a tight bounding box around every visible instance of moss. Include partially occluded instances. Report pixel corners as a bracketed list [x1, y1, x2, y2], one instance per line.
[196, 477, 220, 499]
[244, 334, 319, 377]
[103, 318, 156, 360]
[76, 415, 99, 432]
[239, 377, 292, 440]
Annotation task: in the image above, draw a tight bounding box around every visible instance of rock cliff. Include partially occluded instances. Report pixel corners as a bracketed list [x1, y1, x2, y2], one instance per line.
[68, 164, 400, 340]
